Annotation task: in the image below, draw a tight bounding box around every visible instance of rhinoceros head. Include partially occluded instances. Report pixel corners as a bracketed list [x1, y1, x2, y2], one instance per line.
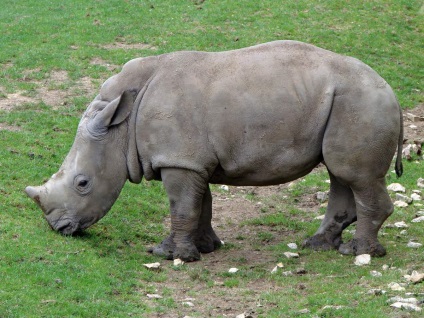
[25, 91, 137, 235]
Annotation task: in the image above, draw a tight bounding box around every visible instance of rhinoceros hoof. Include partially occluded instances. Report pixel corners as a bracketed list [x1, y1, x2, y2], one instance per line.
[338, 238, 386, 257]
[174, 245, 201, 262]
[147, 236, 175, 260]
[195, 233, 222, 254]
[302, 233, 341, 251]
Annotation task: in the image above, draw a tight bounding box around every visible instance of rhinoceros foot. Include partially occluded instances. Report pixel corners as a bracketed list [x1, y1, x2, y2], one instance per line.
[195, 227, 222, 254]
[338, 238, 386, 257]
[147, 233, 176, 260]
[302, 233, 342, 251]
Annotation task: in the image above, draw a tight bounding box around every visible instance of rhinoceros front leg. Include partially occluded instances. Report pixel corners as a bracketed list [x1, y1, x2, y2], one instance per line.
[303, 171, 357, 251]
[150, 168, 212, 262]
[194, 186, 222, 253]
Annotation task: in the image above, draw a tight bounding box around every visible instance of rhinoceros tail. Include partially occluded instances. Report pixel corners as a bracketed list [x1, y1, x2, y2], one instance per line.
[395, 104, 403, 178]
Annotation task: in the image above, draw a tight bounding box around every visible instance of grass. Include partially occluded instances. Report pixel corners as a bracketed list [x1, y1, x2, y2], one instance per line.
[1, 0, 423, 317]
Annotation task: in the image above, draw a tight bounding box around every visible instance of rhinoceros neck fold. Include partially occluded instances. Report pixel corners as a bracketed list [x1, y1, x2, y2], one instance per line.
[126, 80, 153, 183]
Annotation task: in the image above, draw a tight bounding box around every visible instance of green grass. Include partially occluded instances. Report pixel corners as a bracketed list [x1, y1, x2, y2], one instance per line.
[1, 0, 423, 317]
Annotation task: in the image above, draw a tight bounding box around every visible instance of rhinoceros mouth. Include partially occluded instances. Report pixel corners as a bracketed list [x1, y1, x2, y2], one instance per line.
[50, 216, 81, 235]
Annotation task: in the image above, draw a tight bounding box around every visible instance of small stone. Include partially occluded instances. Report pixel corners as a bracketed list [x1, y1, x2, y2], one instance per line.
[387, 296, 418, 304]
[390, 302, 422, 312]
[368, 289, 386, 295]
[143, 262, 161, 269]
[417, 178, 424, 188]
[314, 214, 325, 220]
[220, 185, 229, 191]
[388, 282, 405, 291]
[382, 264, 390, 270]
[316, 191, 328, 202]
[173, 258, 184, 266]
[387, 183, 406, 192]
[282, 271, 294, 276]
[228, 267, 239, 273]
[298, 308, 310, 314]
[394, 221, 409, 228]
[400, 230, 408, 235]
[271, 262, 284, 273]
[408, 271, 424, 284]
[287, 243, 298, 249]
[395, 193, 413, 204]
[182, 301, 194, 307]
[370, 270, 382, 277]
[407, 241, 422, 248]
[284, 252, 299, 258]
[417, 210, 424, 216]
[411, 193, 422, 201]
[413, 190, 422, 194]
[354, 254, 371, 266]
[409, 124, 418, 130]
[146, 294, 163, 299]
[411, 216, 424, 223]
[322, 305, 345, 310]
[394, 201, 409, 208]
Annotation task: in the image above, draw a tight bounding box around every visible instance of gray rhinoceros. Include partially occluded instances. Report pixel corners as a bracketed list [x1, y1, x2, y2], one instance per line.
[26, 41, 403, 262]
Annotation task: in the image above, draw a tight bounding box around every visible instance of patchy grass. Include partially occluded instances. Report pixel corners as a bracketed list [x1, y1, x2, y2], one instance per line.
[1, 0, 423, 317]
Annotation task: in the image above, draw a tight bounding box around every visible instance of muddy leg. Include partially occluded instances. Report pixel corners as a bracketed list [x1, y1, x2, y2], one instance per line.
[151, 168, 207, 262]
[303, 171, 357, 251]
[194, 186, 222, 253]
[338, 178, 392, 257]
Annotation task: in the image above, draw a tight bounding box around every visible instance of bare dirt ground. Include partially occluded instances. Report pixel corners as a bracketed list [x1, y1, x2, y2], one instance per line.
[1, 71, 423, 316]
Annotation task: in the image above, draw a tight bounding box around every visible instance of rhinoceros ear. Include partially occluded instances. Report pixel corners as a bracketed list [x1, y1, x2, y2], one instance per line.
[89, 90, 135, 135]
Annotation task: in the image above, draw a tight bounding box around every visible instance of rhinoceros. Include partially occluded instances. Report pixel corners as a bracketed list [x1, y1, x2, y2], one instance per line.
[26, 41, 403, 262]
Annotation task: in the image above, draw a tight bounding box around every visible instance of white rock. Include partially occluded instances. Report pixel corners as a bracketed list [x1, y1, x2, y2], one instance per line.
[282, 271, 294, 276]
[228, 267, 239, 273]
[284, 252, 299, 258]
[271, 262, 284, 273]
[146, 294, 163, 299]
[220, 185, 229, 191]
[411, 216, 424, 223]
[354, 254, 371, 266]
[387, 183, 406, 192]
[287, 243, 298, 250]
[417, 210, 424, 216]
[370, 270, 382, 277]
[368, 289, 386, 295]
[394, 201, 409, 208]
[314, 214, 325, 220]
[322, 305, 345, 310]
[388, 282, 405, 291]
[413, 190, 422, 194]
[411, 193, 422, 201]
[390, 302, 422, 312]
[173, 258, 184, 266]
[143, 262, 161, 269]
[387, 296, 418, 304]
[417, 178, 424, 188]
[382, 264, 390, 271]
[316, 191, 328, 202]
[407, 241, 422, 248]
[405, 271, 424, 284]
[395, 193, 413, 204]
[182, 301, 194, 307]
[394, 221, 408, 228]
[400, 230, 408, 235]
[298, 308, 310, 314]
[409, 124, 418, 129]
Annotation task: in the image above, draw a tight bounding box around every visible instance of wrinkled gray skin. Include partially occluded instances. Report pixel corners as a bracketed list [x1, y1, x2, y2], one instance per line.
[26, 41, 403, 262]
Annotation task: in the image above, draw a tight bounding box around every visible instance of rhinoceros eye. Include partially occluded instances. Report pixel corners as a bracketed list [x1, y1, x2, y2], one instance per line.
[74, 175, 91, 194]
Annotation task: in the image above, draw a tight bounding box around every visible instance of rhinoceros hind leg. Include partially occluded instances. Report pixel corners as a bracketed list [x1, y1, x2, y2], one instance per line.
[147, 232, 175, 260]
[195, 186, 222, 253]
[338, 238, 386, 257]
[303, 171, 356, 251]
[338, 178, 392, 257]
